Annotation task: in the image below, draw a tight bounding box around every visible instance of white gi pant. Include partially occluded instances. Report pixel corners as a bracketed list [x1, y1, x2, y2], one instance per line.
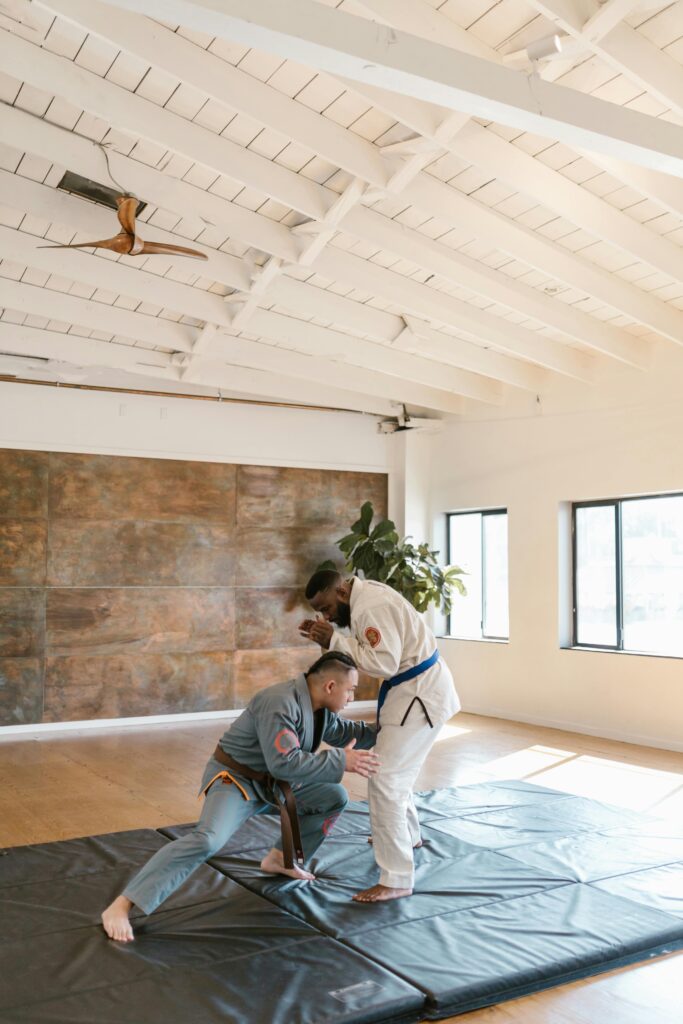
[367, 716, 441, 889]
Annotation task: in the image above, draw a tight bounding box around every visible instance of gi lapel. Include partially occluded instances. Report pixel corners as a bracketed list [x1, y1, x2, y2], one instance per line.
[294, 674, 315, 751]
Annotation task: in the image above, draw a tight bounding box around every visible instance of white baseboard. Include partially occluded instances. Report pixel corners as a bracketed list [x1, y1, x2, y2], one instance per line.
[0, 701, 378, 738]
[460, 703, 683, 753]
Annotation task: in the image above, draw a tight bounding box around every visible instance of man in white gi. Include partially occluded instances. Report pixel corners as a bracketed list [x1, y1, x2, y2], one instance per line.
[300, 570, 460, 903]
[101, 651, 379, 941]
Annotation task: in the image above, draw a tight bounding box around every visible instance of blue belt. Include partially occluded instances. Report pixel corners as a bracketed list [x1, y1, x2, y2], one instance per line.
[377, 649, 439, 722]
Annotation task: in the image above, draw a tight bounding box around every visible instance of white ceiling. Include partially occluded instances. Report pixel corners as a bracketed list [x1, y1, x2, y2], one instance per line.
[1, 0, 683, 419]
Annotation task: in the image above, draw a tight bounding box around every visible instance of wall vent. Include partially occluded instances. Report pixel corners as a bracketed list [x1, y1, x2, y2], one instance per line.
[56, 171, 146, 215]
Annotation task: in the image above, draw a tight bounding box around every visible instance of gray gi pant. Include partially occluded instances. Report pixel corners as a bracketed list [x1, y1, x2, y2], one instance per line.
[123, 758, 348, 915]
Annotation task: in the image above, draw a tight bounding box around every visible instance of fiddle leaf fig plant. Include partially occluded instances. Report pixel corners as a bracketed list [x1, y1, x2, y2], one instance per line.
[317, 501, 466, 615]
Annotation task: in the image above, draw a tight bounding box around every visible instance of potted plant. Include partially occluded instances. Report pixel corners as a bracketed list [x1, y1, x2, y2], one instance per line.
[317, 501, 466, 614]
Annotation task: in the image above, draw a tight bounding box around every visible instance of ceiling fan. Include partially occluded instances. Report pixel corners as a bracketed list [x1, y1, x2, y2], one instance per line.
[39, 196, 208, 260]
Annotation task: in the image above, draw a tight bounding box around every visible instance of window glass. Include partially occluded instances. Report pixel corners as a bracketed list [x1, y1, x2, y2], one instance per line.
[449, 512, 483, 639]
[575, 504, 617, 647]
[622, 495, 683, 657]
[483, 513, 509, 638]
[448, 511, 508, 640]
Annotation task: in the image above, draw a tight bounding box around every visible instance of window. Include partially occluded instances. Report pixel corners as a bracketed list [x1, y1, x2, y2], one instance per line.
[447, 510, 509, 640]
[573, 493, 683, 657]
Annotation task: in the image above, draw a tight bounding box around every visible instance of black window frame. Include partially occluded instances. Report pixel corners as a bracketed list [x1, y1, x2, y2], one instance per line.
[572, 491, 683, 654]
[446, 508, 509, 641]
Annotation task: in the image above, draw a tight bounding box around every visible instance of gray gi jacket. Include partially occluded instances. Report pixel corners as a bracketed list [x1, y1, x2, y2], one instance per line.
[199, 674, 376, 798]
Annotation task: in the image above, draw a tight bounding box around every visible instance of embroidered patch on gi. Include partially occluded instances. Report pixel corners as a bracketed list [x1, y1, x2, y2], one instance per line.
[274, 728, 300, 754]
[365, 626, 382, 648]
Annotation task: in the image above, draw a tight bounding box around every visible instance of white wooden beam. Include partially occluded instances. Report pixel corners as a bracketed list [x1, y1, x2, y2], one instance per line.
[37, 0, 389, 189]
[0, 278, 195, 350]
[98, 0, 683, 176]
[313, 247, 595, 381]
[580, 153, 683, 222]
[0, 104, 297, 263]
[0, 38, 617, 359]
[0, 322, 398, 413]
[0, 169, 550, 390]
[265, 279, 547, 391]
[0, 53, 656, 366]
[346, 203, 647, 367]
[0, 168, 252, 291]
[448, 121, 683, 288]
[193, 333, 466, 415]
[0, 321, 177, 376]
[244, 308, 504, 405]
[0, 151, 588, 387]
[528, 0, 683, 119]
[0, 224, 235, 332]
[396, 317, 548, 392]
[580, 0, 645, 44]
[0, 27, 328, 221]
[400, 172, 683, 347]
[0, 225, 474, 410]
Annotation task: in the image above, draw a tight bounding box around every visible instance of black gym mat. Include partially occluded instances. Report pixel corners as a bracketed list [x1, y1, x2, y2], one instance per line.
[0, 827, 424, 1024]
[2, 782, 681, 1023]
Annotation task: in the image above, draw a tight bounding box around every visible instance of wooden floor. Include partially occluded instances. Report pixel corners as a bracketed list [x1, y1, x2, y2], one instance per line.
[1, 711, 681, 1023]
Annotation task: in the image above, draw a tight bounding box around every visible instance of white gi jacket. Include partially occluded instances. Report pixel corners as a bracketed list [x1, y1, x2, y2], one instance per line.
[329, 578, 460, 728]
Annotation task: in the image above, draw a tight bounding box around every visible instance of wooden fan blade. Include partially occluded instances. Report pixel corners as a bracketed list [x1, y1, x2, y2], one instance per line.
[116, 196, 138, 235]
[139, 240, 209, 260]
[38, 233, 133, 254]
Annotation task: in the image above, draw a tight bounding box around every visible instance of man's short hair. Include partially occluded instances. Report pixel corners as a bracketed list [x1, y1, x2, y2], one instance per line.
[305, 569, 342, 601]
[306, 651, 357, 678]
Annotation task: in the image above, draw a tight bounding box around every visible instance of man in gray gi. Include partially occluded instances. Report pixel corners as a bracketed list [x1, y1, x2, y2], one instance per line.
[102, 651, 379, 942]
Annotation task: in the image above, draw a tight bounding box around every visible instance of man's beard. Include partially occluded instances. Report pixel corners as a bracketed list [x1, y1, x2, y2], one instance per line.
[335, 602, 351, 628]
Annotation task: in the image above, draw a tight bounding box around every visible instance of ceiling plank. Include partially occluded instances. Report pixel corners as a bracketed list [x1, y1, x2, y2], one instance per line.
[0, 104, 297, 262]
[0, 321, 398, 413]
[346, 203, 648, 366]
[0, 277, 195, 350]
[449, 121, 683, 290]
[1, 33, 636, 361]
[313, 247, 595, 380]
[400, 172, 683, 347]
[0, 321, 177, 376]
[527, 0, 683, 119]
[0, 169, 549, 390]
[244, 308, 505, 404]
[92, 0, 683, 176]
[37, 0, 389, 189]
[267, 277, 547, 391]
[0, 167, 251, 290]
[0, 224, 481, 408]
[190, 332, 466, 415]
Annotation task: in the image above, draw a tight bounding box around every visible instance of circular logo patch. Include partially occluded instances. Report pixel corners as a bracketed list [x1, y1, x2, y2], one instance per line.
[365, 626, 382, 648]
[274, 728, 300, 754]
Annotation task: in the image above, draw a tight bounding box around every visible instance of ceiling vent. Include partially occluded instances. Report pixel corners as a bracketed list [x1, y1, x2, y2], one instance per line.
[56, 171, 146, 216]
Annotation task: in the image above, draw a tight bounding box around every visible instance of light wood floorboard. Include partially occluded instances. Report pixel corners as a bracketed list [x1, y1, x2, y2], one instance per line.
[1, 712, 681, 1023]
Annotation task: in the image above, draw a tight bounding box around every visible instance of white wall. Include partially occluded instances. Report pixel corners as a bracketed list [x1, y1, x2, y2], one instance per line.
[431, 344, 683, 752]
[0, 381, 393, 476]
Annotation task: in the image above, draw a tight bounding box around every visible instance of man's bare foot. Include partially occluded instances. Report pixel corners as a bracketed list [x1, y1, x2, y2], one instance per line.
[101, 895, 135, 942]
[367, 836, 422, 849]
[352, 884, 412, 902]
[260, 848, 316, 881]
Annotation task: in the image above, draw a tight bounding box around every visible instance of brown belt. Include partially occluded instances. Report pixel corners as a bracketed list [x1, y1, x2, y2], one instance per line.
[208, 745, 305, 870]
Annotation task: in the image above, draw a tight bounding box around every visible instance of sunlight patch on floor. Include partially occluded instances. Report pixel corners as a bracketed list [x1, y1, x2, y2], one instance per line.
[530, 754, 683, 813]
[479, 744, 577, 779]
[433, 722, 472, 743]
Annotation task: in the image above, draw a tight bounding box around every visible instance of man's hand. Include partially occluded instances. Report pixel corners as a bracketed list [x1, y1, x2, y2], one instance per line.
[344, 739, 380, 778]
[299, 617, 334, 649]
